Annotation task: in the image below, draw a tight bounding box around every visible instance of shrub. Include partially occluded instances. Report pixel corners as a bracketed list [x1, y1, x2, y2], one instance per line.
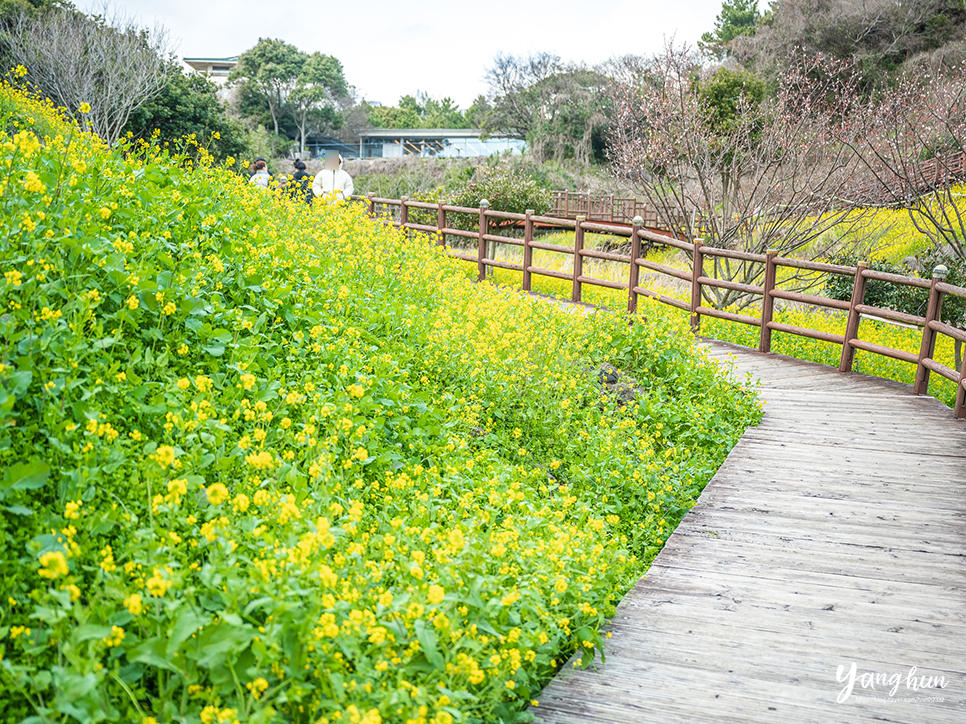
[824, 253, 928, 315]
[447, 164, 552, 229]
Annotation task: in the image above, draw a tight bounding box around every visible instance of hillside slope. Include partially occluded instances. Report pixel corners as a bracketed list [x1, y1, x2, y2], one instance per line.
[0, 82, 760, 724]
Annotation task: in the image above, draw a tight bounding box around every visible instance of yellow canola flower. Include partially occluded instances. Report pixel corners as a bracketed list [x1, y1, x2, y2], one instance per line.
[245, 450, 274, 470]
[146, 570, 172, 598]
[124, 593, 143, 615]
[38, 550, 69, 579]
[152, 445, 176, 468]
[206, 483, 229, 506]
[248, 677, 269, 699]
[103, 625, 125, 647]
[22, 171, 45, 194]
[427, 584, 445, 604]
[232, 493, 250, 513]
[79, 102, 91, 114]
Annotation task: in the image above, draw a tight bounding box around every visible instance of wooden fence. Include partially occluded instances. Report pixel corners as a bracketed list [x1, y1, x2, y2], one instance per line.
[549, 190, 695, 234]
[849, 149, 966, 205]
[354, 193, 966, 418]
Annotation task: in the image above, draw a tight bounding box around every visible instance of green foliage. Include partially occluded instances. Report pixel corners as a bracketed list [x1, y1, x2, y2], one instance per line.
[0, 0, 63, 24]
[369, 93, 469, 130]
[728, 0, 966, 91]
[920, 250, 966, 328]
[232, 39, 347, 152]
[231, 38, 303, 135]
[825, 252, 966, 329]
[824, 254, 926, 314]
[123, 66, 247, 162]
[696, 66, 767, 134]
[288, 51, 347, 152]
[239, 123, 293, 163]
[484, 55, 613, 164]
[699, 0, 763, 59]
[368, 104, 420, 129]
[0, 81, 760, 723]
[463, 95, 491, 129]
[446, 163, 553, 230]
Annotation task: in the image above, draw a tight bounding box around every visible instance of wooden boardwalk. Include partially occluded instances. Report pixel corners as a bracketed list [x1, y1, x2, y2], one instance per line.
[534, 340, 966, 724]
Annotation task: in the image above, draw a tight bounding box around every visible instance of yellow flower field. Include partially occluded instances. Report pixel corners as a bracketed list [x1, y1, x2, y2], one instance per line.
[0, 81, 760, 724]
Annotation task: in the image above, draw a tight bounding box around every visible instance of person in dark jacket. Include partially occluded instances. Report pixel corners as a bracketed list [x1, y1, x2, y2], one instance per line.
[290, 158, 313, 203]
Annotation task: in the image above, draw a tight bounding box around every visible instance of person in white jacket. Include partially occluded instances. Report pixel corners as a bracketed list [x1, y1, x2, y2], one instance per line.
[312, 150, 354, 201]
[249, 160, 271, 189]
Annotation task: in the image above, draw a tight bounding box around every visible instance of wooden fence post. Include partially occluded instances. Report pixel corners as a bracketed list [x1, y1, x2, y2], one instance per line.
[437, 202, 446, 247]
[838, 261, 869, 373]
[628, 216, 643, 314]
[573, 216, 586, 302]
[758, 249, 779, 353]
[690, 239, 704, 333]
[914, 264, 949, 395]
[399, 196, 409, 231]
[366, 193, 375, 219]
[956, 353, 966, 419]
[523, 209, 534, 292]
[477, 199, 489, 281]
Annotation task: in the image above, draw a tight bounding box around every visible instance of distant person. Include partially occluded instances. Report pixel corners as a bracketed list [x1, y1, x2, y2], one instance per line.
[249, 160, 271, 189]
[312, 150, 354, 201]
[291, 158, 313, 203]
[249, 156, 271, 178]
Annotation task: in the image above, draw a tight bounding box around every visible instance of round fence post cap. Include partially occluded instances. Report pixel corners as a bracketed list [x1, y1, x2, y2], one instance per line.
[933, 264, 949, 279]
[479, 198, 490, 209]
[632, 215, 644, 226]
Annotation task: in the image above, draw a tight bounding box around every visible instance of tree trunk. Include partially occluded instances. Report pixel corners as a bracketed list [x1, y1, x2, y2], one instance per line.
[267, 98, 279, 136]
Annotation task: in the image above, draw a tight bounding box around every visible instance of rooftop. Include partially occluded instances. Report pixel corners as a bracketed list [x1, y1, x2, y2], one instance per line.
[183, 56, 238, 63]
[359, 128, 512, 139]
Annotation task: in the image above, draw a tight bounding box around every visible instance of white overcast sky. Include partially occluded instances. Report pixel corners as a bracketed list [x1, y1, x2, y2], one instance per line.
[80, 1, 723, 107]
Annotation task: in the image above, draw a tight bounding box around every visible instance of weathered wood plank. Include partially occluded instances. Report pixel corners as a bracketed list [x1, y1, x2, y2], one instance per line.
[533, 340, 966, 723]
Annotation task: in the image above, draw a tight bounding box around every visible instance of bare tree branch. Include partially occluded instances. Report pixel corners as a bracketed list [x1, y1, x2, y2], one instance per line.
[2, 5, 173, 145]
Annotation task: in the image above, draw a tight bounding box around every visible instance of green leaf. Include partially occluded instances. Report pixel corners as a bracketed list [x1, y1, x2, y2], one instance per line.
[8, 370, 32, 396]
[6, 459, 50, 490]
[73, 624, 114, 644]
[414, 618, 443, 668]
[190, 621, 256, 668]
[167, 608, 209, 658]
[3, 505, 33, 516]
[127, 636, 182, 674]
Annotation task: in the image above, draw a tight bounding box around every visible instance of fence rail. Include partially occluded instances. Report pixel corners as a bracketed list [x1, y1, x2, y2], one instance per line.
[354, 193, 966, 418]
[549, 190, 696, 234]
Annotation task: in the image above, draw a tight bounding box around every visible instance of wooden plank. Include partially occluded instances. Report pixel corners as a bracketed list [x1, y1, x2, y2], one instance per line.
[533, 339, 966, 723]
